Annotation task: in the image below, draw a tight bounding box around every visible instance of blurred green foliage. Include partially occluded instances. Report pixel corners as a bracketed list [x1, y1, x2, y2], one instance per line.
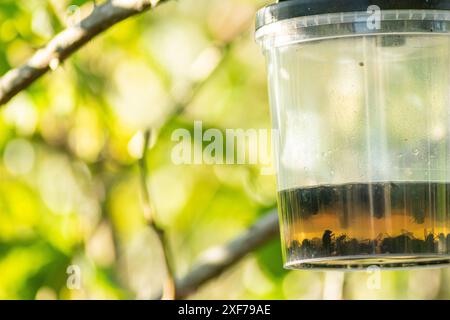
[0, 0, 448, 300]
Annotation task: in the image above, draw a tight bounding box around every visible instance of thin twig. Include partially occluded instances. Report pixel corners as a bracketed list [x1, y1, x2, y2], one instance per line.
[0, 0, 169, 106]
[138, 129, 176, 300]
[144, 31, 270, 300]
[151, 210, 279, 299]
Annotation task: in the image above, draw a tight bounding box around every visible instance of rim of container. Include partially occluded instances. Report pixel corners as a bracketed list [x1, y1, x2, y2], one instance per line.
[284, 254, 450, 271]
[256, 0, 450, 30]
[255, 9, 450, 47]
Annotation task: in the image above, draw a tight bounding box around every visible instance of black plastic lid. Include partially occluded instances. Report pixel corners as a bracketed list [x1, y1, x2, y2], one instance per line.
[256, 0, 450, 30]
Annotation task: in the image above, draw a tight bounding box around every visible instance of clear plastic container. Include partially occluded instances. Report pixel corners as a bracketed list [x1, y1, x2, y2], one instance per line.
[256, 1, 450, 269]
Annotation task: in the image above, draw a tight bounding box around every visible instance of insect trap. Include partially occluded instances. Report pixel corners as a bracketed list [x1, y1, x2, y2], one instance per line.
[256, 0, 450, 269]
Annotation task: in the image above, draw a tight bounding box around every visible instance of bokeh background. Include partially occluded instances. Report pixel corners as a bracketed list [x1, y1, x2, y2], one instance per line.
[0, 0, 449, 300]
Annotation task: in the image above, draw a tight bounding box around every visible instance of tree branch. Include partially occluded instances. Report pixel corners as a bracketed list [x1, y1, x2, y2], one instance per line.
[0, 0, 168, 106]
[151, 210, 279, 299]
